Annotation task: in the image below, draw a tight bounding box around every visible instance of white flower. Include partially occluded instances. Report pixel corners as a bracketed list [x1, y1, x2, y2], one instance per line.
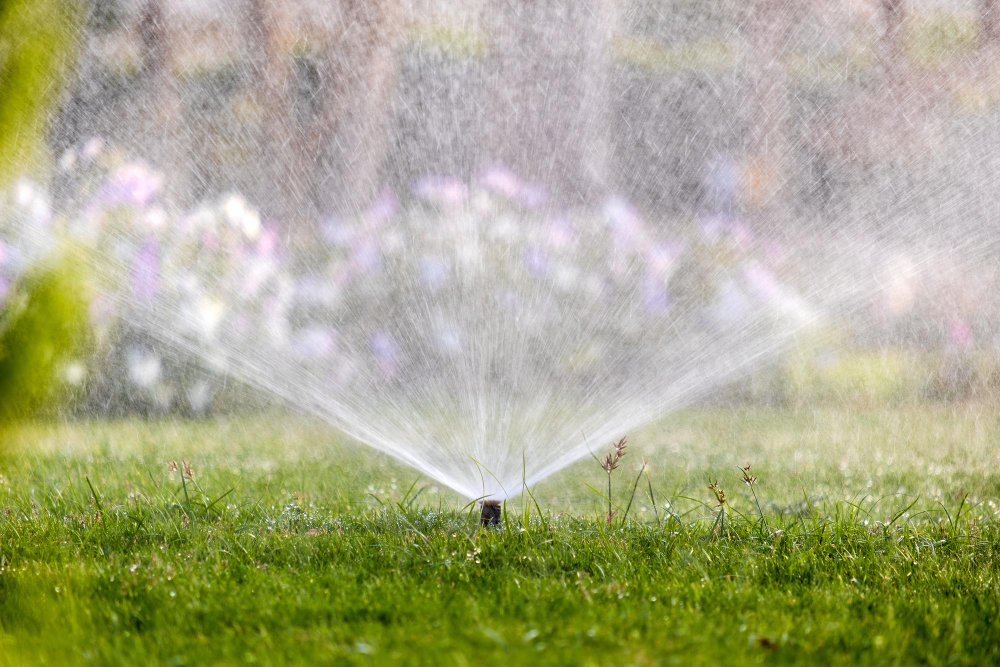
[489, 218, 519, 241]
[194, 297, 225, 340]
[553, 264, 580, 291]
[222, 194, 246, 226]
[14, 179, 51, 223]
[128, 352, 161, 388]
[185, 206, 217, 233]
[187, 380, 215, 413]
[64, 361, 87, 386]
[58, 150, 77, 171]
[382, 231, 404, 253]
[471, 191, 494, 215]
[222, 193, 261, 240]
[456, 243, 482, 270]
[436, 325, 462, 354]
[82, 137, 104, 160]
[242, 209, 262, 241]
[292, 327, 337, 360]
[143, 207, 168, 231]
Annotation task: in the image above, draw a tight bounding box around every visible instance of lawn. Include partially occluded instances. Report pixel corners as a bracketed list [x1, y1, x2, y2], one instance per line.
[1, 405, 999, 665]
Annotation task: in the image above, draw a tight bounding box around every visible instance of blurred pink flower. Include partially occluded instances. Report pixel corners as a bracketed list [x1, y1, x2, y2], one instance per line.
[231, 313, 252, 335]
[365, 191, 399, 226]
[370, 330, 398, 378]
[517, 184, 547, 209]
[82, 137, 104, 160]
[545, 219, 575, 249]
[15, 179, 52, 224]
[419, 256, 449, 288]
[730, 220, 753, 247]
[351, 241, 380, 275]
[131, 237, 160, 301]
[642, 273, 670, 313]
[646, 242, 682, 273]
[241, 258, 275, 299]
[480, 165, 520, 198]
[322, 219, 353, 247]
[415, 176, 467, 207]
[88, 293, 117, 328]
[743, 263, 781, 302]
[603, 197, 641, 246]
[524, 248, 548, 276]
[697, 213, 731, 243]
[949, 318, 972, 349]
[257, 226, 278, 256]
[106, 163, 163, 206]
[293, 327, 337, 360]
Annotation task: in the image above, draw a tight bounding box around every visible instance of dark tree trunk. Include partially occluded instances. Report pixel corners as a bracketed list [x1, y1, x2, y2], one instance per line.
[742, 0, 794, 231]
[881, 0, 907, 82]
[311, 0, 403, 218]
[982, 0, 999, 49]
[136, 0, 182, 198]
[242, 0, 310, 225]
[481, 0, 615, 206]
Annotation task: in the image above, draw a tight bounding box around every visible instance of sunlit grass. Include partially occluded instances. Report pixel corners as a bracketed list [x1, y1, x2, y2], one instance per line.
[1, 406, 999, 665]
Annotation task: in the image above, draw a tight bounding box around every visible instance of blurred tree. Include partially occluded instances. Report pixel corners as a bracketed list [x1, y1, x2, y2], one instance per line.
[982, 0, 999, 49]
[0, 0, 86, 442]
[483, 0, 616, 204]
[0, 0, 81, 182]
[135, 0, 183, 198]
[880, 0, 908, 81]
[241, 0, 309, 225]
[312, 0, 403, 218]
[0, 259, 91, 429]
[742, 0, 795, 231]
[236, 0, 403, 236]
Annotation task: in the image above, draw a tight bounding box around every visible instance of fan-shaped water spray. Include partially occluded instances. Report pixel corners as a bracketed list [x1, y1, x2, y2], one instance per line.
[3, 0, 1000, 499]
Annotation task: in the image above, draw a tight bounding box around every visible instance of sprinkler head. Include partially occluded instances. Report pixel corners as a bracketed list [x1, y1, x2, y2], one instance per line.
[480, 500, 501, 527]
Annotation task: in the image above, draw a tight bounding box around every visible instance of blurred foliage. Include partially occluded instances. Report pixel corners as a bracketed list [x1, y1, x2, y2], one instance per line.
[786, 347, 915, 405]
[0, 0, 82, 183]
[719, 325, 1000, 407]
[0, 0, 86, 443]
[0, 255, 91, 432]
[409, 23, 489, 58]
[908, 11, 980, 67]
[613, 36, 734, 73]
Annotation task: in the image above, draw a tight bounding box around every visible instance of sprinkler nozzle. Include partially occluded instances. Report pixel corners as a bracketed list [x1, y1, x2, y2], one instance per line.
[480, 500, 501, 527]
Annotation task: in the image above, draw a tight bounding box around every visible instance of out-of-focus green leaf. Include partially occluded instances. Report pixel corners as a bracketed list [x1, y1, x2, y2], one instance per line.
[0, 255, 91, 432]
[0, 0, 82, 183]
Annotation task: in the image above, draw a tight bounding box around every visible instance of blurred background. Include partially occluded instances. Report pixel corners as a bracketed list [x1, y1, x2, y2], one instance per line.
[51, 1, 1000, 220]
[3, 0, 1000, 426]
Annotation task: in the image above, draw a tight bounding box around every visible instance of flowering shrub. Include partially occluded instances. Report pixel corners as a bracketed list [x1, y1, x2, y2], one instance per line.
[3, 140, 982, 419]
[0, 257, 90, 427]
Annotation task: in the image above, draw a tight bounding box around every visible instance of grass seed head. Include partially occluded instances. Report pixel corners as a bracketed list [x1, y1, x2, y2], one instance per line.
[600, 437, 627, 473]
[708, 480, 727, 507]
[614, 437, 627, 459]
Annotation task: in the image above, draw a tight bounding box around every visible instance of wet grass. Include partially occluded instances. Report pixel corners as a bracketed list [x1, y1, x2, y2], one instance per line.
[1, 406, 999, 665]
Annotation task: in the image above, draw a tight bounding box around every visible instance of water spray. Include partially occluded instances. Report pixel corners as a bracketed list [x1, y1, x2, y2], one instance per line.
[6, 0, 997, 504]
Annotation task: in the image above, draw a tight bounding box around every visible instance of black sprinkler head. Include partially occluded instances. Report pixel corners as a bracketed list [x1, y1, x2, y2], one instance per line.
[480, 500, 501, 527]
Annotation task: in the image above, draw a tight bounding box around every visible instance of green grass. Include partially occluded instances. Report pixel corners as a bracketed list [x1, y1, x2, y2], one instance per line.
[1, 406, 999, 665]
